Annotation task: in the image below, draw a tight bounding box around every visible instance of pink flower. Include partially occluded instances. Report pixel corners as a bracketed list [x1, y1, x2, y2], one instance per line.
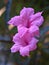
[11, 33, 38, 56]
[8, 7, 44, 27]
[8, 7, 34, 26]
[8, 7, 44, 56]
[8, 7, 43, 37]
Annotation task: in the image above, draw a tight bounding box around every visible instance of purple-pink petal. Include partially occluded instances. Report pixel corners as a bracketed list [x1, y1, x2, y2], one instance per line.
[11, 44, 21, 53]
[29, 37, 38, 51]
[20, 46, 29, 56]
[30, 12, 42, 22]
[20, 7, 34, 16]
[12, 33, 21, 44]
[31, 16, 44, 27]
[29, 25, 39, 36]
[17, 25, 28, 38]
[8, 16, 22, 26]
[13, 33, 29, 46]
[20, 7, 34, 27]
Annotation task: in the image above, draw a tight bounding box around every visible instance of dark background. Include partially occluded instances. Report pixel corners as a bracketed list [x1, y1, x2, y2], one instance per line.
[0, 0, 49, 65]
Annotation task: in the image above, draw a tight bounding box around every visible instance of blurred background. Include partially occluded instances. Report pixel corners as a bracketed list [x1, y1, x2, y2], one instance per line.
[0, 0, 49, 65]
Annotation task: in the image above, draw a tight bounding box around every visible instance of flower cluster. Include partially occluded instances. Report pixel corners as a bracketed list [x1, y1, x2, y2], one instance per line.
[8, 7, 44, 56]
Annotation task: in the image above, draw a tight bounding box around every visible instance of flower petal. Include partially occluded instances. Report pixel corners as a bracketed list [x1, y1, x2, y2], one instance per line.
[8, 16, 22, 26]
[31, 16, 44, 27]
[11, 44, 21, 53]
[20, 7, 34, 16]
[29, 25, 39, 37]
[17, 25, 28, 38]
[20, 46, 29, 56]
[30, 12, 42, 22]
[13, 33, 20, 44]
[13, 33, 27, 46]
[20, 7, 34, 27]
[29, 37, 38, 51]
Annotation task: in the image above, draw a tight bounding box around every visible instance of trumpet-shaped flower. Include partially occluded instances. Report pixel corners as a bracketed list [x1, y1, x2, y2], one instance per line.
[8, 7, 44, 37]
[8, 7, 44, 56]
[11, 33, 38, 56]
[8, 7, 44, 27]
